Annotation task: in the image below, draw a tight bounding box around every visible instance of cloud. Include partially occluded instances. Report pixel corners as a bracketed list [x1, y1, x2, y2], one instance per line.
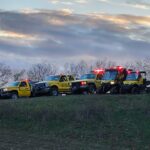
[0, 10, 150, 68]
[124, 0, 150, 10]
[89, 13, 150, 27]
[60, 8, 74, 15]
[96, 0, 150, 10]
[75, 0, 88, 4]
[97, 0, 110, 3]
[49, 0, 88, 5]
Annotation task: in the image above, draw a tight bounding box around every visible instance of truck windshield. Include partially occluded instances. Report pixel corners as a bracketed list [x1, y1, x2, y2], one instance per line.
[5, 81, 20, 87]
[102, 70, 118, 80]
[80, 74, 96, 80]
[45, 75, 60, 81]
[126, 73, 138, 81]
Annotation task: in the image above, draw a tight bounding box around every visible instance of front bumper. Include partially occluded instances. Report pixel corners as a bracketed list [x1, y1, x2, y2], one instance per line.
[0, 91, 12, 98]
[98, 83, 121, 94]
[71, 85, 89, 94]
[121, 85, 132, 90]
[33, 87, 51, 96]
[99, 83, 112, 93]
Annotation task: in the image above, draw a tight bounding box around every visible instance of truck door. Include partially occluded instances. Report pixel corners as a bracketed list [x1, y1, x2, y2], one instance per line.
[67, 75, 74, 90]
[59, 76, 70, 92]
[19, 81, 31, 97]
[95, 74, 102, 89]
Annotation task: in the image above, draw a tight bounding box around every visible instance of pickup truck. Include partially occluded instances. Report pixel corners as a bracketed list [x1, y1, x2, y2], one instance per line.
[120, 71, 148, 94]
[71, 69, 105, 94]
[33, 75, 75, 96]
[0, 80, 36, 99]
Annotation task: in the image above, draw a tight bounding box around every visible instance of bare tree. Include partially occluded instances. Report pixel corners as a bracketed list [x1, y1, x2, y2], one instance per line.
[76, 60, 89, 77]
[13, 69, 26, 81]
[64, 63, 77, 75]
[134, 57, 150, 79]
[95, 58, 116, 69]
[0, 63, 12, 86]
[27, 63, 57, 81]
[124, 62, 136, 70]
[143, 58, 150, 78]
[64, 60, 90, 78]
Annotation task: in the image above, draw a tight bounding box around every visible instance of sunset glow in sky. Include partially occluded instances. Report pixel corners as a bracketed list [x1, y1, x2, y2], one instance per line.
[0, 0, 150, 68]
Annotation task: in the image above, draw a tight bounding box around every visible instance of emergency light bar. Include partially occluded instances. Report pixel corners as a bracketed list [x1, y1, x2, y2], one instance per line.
[93, 68, 105, 74]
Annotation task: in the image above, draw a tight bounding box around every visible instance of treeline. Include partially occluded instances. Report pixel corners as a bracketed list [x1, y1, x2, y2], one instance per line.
[0, 58, 150, 86]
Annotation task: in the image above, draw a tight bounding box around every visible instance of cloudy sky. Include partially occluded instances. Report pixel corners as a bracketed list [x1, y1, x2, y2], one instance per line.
[0, 0, 150, 68]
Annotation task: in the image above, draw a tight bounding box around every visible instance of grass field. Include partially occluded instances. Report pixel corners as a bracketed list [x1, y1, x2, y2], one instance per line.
[0, 95, 150, 150]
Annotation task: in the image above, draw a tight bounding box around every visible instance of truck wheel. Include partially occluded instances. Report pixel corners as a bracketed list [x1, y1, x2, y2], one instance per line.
[97, 86, 105, 94]
[31, 91, 36, 97]
[83, 91, 88, 95]
[102, 86, 107, 94]
[51, 87, 58, 96]
[146, 87, 150, 94]
[131, 87, 139, 94]
[89, 84, 96, 94]
[11, 93, 18, 100]
[110, 87, 118, 94]
[120, 87, 125, 94]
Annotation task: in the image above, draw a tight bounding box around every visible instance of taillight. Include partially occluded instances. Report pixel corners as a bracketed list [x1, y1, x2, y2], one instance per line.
[81, 81, 87, 86]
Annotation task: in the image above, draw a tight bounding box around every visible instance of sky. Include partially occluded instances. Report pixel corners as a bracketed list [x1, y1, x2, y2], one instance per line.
[0, 0, 150, 68]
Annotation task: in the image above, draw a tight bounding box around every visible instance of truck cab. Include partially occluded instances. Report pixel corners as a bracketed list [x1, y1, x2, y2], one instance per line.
[98, 66, 127, 94]
[71, 69, 105, 94]
[0, 80, 33, 99]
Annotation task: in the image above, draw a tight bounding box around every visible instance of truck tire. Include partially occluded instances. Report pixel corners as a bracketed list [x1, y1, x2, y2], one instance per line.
[146, 87, 150, 94]
[89, 84, 96, 94]
[51, 87, 58, 96]
[110, 87, 118, 94]
[131, 87, 139, 94]
[97, 86, 105, 94]
[83, 91, 88, 95]
[11, 92, 18, 100]
[119, 87, 125, 94]
[31, 91, 36, 97]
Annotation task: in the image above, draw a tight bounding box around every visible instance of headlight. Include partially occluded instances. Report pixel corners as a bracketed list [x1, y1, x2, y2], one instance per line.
[147, 85, 150, 88]
[3, 88, 8, 92]
[110, 81, 115, 85]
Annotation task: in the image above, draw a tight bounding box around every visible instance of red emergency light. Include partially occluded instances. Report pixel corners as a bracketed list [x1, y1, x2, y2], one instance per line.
[93, 68, 105, 74]
[116, 66, 125, 73]
[127, 70, 131, 74]
[109, 66, 124, 73]
[116, 66, 123, 70]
